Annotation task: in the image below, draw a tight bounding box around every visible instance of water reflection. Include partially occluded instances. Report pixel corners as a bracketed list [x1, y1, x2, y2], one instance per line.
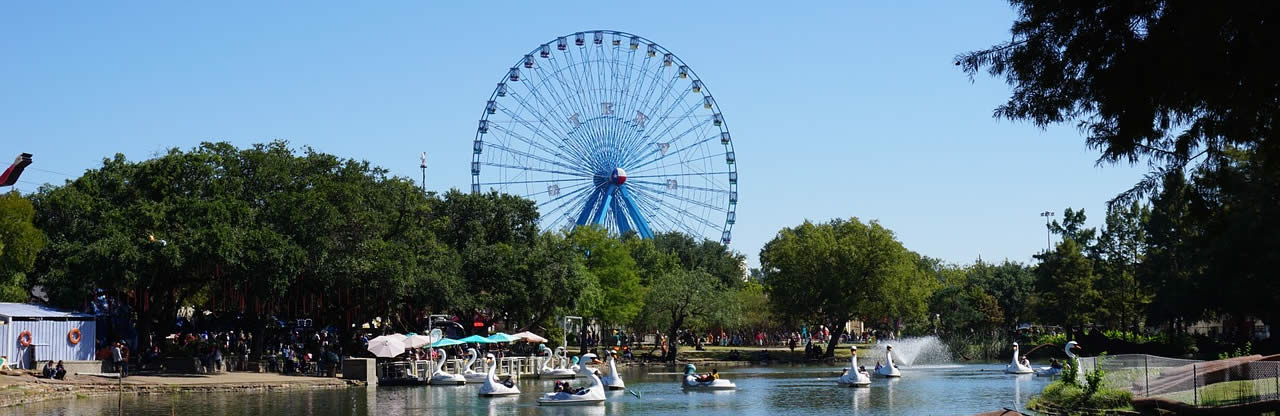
[5, 364, 1050, 416]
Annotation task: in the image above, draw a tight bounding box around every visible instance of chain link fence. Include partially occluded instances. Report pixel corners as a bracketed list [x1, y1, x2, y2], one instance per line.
[1076, 354, 1280, 406]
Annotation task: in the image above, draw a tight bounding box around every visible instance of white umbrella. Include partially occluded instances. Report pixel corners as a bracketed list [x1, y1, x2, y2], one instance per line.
[367, 335, 407, 358]
[405, 334, 431, 348]
[512, 331, 549, 343]
[388, 333, 409, 342]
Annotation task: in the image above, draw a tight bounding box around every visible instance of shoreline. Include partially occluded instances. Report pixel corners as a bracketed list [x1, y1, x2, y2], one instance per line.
[0, 372, 364, 408]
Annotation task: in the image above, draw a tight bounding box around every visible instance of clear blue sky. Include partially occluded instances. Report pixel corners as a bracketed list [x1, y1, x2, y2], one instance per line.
[1, 1, 1146, 268]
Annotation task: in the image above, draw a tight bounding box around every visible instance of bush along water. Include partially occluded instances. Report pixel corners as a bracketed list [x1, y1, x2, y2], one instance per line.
[1030, 352, 1133, 413]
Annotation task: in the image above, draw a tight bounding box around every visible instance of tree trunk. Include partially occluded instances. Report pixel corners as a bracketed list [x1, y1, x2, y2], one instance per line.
[666, 318, 683, 362]
[824, 323, 846, 358]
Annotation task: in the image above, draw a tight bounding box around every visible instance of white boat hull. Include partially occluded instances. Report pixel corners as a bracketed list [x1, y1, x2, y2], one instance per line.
[430, 374, 466, 385]
[683, 376, 736, 390]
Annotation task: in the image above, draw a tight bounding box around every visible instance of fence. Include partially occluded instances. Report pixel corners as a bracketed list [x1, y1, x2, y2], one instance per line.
[1076, 354, 1280, 407]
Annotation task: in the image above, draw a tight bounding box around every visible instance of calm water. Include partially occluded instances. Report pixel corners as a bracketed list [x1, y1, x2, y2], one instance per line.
[6, 364, 1049, 415]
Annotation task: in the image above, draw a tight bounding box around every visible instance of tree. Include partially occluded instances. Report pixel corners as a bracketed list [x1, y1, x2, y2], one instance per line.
[641, 269, 731, 361]
[760, 218, 932, 357]
[0, 192, 45, 301]
[568, 226, 646, 326]
[968, 260, 1036, 329]
[651, 232, 746, 287]
[1093, 201, 1151, 329]
[1032, 239, 1102, 335]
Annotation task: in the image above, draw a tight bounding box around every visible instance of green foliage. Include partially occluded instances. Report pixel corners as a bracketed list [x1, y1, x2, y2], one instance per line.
[641, 269, 732, 360]
[1033, 333, 1068, 348]
[568, 226, 646, 325]
[1031, 239, 1101, 331]
[761, 218, 935, 356]
[960, 1, 1280, 337]
[1032, 380, 1133, 412]
[1083, 352, 1108, 397]
[1217, 341, 1252, 360]
[1100, 330, 1164, 345]
[0, 192, 46, 302]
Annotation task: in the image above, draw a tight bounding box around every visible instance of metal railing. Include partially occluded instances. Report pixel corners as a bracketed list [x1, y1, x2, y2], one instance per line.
[1076, 354, 1280, 407]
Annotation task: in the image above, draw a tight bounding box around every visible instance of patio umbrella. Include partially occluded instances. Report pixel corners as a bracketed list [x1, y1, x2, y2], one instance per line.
[486, 332, 518, 343]
[367, 335, 407, 358]
[430, 338, 465, 348]
[459, 335, 495, 344]
[405, 333, 432, 348]
[512, 331, 549, 343]
[387, 333, 409, 342]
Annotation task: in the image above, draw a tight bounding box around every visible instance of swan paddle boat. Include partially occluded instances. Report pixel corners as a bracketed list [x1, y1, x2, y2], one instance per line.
[478, 353, 520, 397]
[682, 364, 736, 391]
[538, 353, 606, 406]
[874, 344, 902, 378]
[599, 350, 625, 390]
[462, 348, 490, 383]
[837, 345, 872, 387]
[1005, 342, 1033, 374]
[1035, 341, 1082, 377]
[428, 348, 466, 385]
[538, 345, 576, 379]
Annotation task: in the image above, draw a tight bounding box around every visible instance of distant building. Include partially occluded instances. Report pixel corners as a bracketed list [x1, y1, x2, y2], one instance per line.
[0, 303, 97, 369]
[1187, 316, 1270, 341]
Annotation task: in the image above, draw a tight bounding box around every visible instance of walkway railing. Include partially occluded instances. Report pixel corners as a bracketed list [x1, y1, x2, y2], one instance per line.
[1076, 354, 1280, 407]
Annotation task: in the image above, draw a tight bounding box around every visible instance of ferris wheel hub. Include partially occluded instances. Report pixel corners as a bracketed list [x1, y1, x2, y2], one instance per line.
[611, 168, 627, 185]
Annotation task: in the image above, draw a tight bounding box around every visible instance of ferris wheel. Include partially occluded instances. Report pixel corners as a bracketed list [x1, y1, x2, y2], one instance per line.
[471, 30, 738, 244]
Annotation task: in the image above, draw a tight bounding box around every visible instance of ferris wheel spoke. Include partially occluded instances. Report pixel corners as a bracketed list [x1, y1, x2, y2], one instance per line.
[639, 81, 693, 141]
[626, 133, 720, 173]
[505, 90, 573, 143]
[625, 170, 735, 180]
[480, 140, 591, 175]
[481, 161, 592, 178]
[628, 179, 729, 194]
[479, 177, 591, 186]
[627, 182, 724, 213]
[629, 188, 707, 236]
[623, 109, 708, 168]
[488, 121, 595, 173]
[525, 180, 594, 200]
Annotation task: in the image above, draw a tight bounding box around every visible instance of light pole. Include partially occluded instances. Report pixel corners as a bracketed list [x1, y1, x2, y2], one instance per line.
[1040, 211, 1055, 251]
[419, 152, 428, 193]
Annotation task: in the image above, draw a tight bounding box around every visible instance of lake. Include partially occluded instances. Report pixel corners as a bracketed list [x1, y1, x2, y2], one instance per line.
[5, 363, 1050, 415]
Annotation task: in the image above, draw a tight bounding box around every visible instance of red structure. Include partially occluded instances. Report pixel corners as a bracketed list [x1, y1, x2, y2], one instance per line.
[0, 153, 32, 186]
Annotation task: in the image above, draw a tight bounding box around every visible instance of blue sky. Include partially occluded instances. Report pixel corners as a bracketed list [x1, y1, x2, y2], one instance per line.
[1, 1, 1147, 267]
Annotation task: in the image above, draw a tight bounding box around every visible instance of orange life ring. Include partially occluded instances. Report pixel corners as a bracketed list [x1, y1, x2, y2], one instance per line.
[68, 328, 82, 345]
[18, 331, 32, 347]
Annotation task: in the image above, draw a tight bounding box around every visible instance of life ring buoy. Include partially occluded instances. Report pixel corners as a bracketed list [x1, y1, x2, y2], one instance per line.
[18, 331, 32, 347]
[68, 328, 82, 345]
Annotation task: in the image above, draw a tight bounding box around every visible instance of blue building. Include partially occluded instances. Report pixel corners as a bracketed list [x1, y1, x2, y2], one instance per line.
[0, 303, 97, 369]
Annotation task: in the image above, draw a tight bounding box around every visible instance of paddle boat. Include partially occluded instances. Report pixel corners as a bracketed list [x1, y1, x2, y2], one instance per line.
[837, 345, 871, 387]
[538, 345, 576, 379]
[428, 348, 466, 385]
[874, 344, 902, 378]
[538, 353, 606, 406]
[682, 364, 736, 390]
[478, 353, 520, 397]
[1035, 341, 1081, 377]
[462, 348, 490, 383]
[599, 350, 625, 390]
[1005, 342, 1033, 374]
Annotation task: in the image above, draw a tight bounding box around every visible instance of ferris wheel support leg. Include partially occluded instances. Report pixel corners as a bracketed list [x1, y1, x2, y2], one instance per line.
[611, 196, 633, 235]
[592, 185, 616, 226]
[619, 187, 654, 238]
[574, 187, 605, 226]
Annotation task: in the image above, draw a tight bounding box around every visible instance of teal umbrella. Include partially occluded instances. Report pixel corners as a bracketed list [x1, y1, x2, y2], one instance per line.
[430, 338, 464, 348]
[486, 332, 518, 343]
[459, 335, 495, 344]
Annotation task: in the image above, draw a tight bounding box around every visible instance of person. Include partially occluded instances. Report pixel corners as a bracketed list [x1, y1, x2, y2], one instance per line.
[213, 347, 224, 373]
[42, 360, 55, 378]
[859, 365, 867, 374]
[111, 342, 126, 377]
[874, 361, 883, 373]
[120, 342, 130, 377]
[1020, 355, 1030, 367]
[1050, 358, 1062, 369]
[53, 361, 66, 380]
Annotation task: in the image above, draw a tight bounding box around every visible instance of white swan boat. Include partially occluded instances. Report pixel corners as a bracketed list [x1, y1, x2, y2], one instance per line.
[429, 348, 466, 385]
[599, 350, 625, 390]
[1035, 341, 1081, 377]
[1005, 342, 1033, 374]
[538, 353, 606, 406]
[478, 353, 520, 397]
[837, 345, 871, 387]
[682, 364, 736, 390]
[538, 345, 576, 379]
[874, 344, 901, 378]
[463, 348, 490, 383]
